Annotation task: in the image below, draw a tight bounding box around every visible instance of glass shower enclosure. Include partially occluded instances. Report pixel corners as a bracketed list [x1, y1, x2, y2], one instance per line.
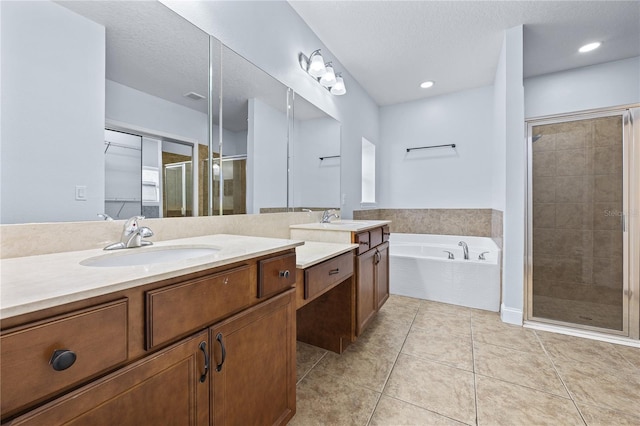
[526, 107, 639, 339]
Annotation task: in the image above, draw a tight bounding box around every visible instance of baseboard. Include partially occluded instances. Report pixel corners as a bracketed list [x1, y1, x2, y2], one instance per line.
[500, 303, 523, 325]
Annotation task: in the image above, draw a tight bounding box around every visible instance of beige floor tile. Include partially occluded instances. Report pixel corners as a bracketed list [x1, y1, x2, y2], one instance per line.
[536, 330, 632, 371]
[472, 320, 543, 353]
[383, 294, 422, 313]
[296, 341, 327, 383]
[476, 375, 583, 426]
[412, 310, 472, 337]
[473, 341, 568, 397]
[613, 344, 640, 369]
[578, 402, 640, 426]
[370, 396, 466, 426]
[291, 368, 380, 426]
[553, 358, 640, 416]
[419, 300, 473, 318]
[402, 326, 473, 371]
[470, 308, 500, 322]
[312, 338, 398, 392]
[383, 354, 476, 425]
[356, 322, 410, 353]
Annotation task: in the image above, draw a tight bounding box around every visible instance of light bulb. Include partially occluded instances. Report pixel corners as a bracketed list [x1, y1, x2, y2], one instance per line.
[578, 42, 601, 53]
[308, 51, 326, 77]
[420, 81, 435, 89]
[330, 75, 346, 95]
[320, 63, 336, 87]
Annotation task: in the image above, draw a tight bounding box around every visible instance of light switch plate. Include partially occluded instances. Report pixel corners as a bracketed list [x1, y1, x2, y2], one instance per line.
[75, 185, 87, 201]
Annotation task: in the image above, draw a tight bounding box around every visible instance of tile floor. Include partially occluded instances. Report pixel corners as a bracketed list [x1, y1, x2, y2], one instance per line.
[291, 295, 640, 426]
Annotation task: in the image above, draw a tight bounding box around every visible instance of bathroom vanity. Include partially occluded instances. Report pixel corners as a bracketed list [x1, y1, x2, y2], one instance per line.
[0, 235, 301, 425]
[290, 221, 391, 336]
[294, 242, 358, 353]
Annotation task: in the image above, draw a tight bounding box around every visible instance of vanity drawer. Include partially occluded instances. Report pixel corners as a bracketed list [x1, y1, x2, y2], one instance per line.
[258, 252, 296, 299]
[146, 265, 252, 349]
[382, 225, 390, 243]
[304, 252, 354, 300]
[354, 231, 370, 255]
[1, 299, 128, 419]
[369, 227, 383, 248]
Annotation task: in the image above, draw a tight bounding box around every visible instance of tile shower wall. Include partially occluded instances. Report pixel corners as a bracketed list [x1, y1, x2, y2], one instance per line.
[531, 116, 624, 330]
[354, 209, 503, 247]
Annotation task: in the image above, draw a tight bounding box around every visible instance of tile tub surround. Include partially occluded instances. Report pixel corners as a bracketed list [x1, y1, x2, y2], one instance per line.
[293, 295, 640, 426]
[0, 211, 324, 259]
[353, 209, 504, 248]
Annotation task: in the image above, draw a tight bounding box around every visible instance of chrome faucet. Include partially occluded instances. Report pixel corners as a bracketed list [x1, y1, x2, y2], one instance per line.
[321, 209, 339, 223]
[104, 216, 154, 250]
[458, 241, 469, 260]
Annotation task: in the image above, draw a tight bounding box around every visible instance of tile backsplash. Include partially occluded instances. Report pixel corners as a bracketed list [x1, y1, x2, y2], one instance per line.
[354, 208, 503, 248]
[0, 212, 323, 259]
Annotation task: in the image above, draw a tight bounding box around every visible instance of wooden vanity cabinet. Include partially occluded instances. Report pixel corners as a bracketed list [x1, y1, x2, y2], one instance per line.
[2, 249, 297, 426]
[211, 289, 296, 426]
[7, 330, 210, 426]
[354, 226, 390, 336]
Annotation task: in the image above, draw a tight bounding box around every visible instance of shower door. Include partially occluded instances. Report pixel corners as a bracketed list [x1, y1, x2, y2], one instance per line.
[527, 108, 638, 337]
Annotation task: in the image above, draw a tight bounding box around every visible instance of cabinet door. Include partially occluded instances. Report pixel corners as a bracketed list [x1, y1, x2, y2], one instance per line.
[9, 331, 210, 426]
[376, 243, 390, 310]
[211, 289, 296, 426]
[356, 249, 377, 335]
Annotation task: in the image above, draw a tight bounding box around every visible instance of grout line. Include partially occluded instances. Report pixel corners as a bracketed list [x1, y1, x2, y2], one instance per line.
[533, 330, 588, 426]
[471, 315, 479, 425]
[295, 347, 328, 386]
[365, 305, 420, 426]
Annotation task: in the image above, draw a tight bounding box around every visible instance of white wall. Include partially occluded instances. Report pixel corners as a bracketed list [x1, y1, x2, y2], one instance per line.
[492, 41, 507, 213]
[500, 26, 526, 325]
[106, 80, 207, 146]
[161, 0, 380, 219]
[247, 98, 288, 213]
[525, 56, 640, 118]
[1, 1, 105, 224]
[292, 117, 341, 208]
[378, 86, 495, 208]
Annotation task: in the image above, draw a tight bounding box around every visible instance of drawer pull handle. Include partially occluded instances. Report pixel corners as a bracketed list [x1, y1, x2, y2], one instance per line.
[279, 270, 290, 279]
[374, 251, 381, 265]
[359, 241, 369, 246]
[215, 333, 226, 372]
[329, 268, 340, 275]
[50, 349, 77, 371]
[199, 341, 209, 383]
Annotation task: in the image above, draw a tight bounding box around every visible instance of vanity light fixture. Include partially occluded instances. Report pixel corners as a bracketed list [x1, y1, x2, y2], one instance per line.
[420, 80, 435, 89]
[578, 42, 601, 53]
[299, 49, 346, 95]
[330, 73, 346, 95]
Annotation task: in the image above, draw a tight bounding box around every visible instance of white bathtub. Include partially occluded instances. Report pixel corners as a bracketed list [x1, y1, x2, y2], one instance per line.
[389, 233, 501, 311]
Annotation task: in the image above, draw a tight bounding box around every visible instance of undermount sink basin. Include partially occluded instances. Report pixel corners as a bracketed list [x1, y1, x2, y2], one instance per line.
[81, 246, 220, 267]
[323, 221, 369, 226]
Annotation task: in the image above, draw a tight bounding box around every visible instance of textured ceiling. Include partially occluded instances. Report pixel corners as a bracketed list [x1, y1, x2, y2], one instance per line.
[289, 1, 640, 106]
[56, 1, 324, 133]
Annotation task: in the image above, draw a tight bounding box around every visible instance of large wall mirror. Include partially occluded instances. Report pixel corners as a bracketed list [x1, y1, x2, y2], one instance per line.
[0, 0, 340, 224]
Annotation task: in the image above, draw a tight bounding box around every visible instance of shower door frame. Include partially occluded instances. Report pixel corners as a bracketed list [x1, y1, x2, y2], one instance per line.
[525, 105, 640, 340]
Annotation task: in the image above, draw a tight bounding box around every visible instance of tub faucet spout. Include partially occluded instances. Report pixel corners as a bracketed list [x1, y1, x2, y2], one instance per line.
[458, 241, 469, 260]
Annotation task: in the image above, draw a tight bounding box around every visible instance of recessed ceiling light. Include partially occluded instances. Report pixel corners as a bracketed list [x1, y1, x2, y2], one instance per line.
[578, 42, 601, 53]
[420, 81, 435, 89]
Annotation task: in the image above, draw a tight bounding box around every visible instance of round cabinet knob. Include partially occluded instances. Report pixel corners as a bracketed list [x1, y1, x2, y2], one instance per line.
[50, 349, 77, 371]
[279, 270, 290, 278]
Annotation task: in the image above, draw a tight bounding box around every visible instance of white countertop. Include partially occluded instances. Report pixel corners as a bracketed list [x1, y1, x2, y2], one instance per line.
[295, 241, 358, 269]
[289, 220, 391, 232]
[0, 234, 303, 320]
